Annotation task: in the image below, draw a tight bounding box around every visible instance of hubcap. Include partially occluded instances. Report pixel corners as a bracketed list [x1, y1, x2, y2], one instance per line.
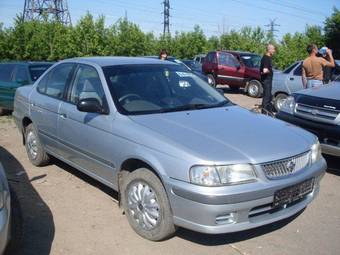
[277, 98, 286, 110]
[27, 131, 38, 159]
[249, 84, 259, 96]
[127, 182, 160, 230]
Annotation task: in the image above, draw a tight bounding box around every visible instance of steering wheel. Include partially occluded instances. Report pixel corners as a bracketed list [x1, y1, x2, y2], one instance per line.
[118, 94, 142, 104]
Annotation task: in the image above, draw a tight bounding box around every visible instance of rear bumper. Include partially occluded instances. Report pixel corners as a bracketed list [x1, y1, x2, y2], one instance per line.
[164, 159, 326, 234]
[277, 111, 340, 157]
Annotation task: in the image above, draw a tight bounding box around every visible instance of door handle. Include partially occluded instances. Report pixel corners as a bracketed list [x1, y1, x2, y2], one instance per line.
[60, 113, 67, 119]
[289, 77, 294, 81]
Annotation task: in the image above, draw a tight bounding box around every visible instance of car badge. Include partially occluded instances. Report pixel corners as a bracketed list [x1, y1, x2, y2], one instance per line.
[286, 161, 296, 172]
[311, 109, 319, 115]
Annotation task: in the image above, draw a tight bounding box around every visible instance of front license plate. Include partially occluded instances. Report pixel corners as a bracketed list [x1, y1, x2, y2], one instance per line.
[273, 178, 314, 208]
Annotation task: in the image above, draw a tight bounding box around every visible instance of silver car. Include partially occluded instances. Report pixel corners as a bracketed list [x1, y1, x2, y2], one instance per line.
[13, 57, 326, 241]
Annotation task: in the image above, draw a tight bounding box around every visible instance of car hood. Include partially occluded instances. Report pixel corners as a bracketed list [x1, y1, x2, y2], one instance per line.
[294, 82, 340, 100]
[129, 106, 315, 164]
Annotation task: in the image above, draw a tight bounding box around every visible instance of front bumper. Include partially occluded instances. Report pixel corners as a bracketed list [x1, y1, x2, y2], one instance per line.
[277, 111, 340, 157]
[163, 159, 326, 234]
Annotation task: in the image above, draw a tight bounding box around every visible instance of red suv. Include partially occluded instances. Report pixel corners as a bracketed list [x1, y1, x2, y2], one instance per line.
[202, 50, 262, 97]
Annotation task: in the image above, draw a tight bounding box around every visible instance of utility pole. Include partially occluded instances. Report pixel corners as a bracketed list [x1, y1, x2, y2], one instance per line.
[162, 0, 170, 36]
[23, 0, 72, 26]
[265, 19, 280, 42]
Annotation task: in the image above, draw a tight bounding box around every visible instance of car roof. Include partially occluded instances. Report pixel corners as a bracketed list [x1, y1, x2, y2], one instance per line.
[65, 56, 177, 67]
[0, 61, 54, 66]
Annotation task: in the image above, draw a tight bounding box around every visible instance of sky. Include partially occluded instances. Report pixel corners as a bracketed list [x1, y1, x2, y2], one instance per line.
[0, 0, 339, 39]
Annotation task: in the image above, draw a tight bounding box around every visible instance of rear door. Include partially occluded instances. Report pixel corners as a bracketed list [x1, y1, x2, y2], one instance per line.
[58, 64, 116, 185]
[217, 52, 244, 86]
[29, 63, 75, 155]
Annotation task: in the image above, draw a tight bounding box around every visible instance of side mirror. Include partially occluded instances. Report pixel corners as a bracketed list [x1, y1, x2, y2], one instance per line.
[77, 98, 104, 114]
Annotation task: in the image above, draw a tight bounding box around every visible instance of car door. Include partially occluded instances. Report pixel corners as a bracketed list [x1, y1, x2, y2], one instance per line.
[217, 52, 244, 86]
[0, 64, 19, 110]
[285, 63, 304, 93]
[58, 64, 116, 185]
[29, 63, 75, 155]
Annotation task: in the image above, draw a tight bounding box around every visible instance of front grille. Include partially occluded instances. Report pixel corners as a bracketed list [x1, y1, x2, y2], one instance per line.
[295, 103, 339, 124]
[262, 151, 310, 179]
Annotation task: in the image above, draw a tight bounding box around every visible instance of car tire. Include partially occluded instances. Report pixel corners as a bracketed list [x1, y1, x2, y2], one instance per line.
[25, 124, 50, 166]
[121, 168, 176, 241]
[207, 74, 216, 87]
[274, 93, 288, 112]
[247, 80, 262, 98]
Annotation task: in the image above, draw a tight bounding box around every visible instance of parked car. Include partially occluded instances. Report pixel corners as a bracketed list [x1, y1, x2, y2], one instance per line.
[182, 60, 203, 73]
[193, 54, 206, 64]
[272, 60, 340, 111]
[0, 163, 12, 254]
[13, 57, 326, 241]
[144, 56, 212, 85]
[202, 50, 262, 97]
[277, 75, 340, 157]
[0, 62, 53, 115]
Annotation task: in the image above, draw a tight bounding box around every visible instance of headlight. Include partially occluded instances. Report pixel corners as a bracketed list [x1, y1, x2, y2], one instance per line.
[280, 96, 296, 114]
[311, 140, 322, 163]
[190, 164, 257, 186]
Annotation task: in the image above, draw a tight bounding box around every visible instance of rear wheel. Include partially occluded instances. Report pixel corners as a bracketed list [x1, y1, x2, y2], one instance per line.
[207, 74, 216, 87]
[25, 124, 50, 166]
[273, 93, 288, 112]
[247, 80, 262, 98]
[121, 168, 176, 241]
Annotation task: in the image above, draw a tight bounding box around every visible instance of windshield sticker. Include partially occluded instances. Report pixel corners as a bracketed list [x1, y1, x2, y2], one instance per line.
[179, 80, 191, 88]
[176, 71, 194, 77]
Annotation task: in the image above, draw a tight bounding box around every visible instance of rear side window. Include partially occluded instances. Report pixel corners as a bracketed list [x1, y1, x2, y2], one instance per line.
[0, 64, 16, 82]
[29, 65, 52, 81]
[69, 65, 105, 105]
[13, 65, 29, 83]
[37, 63, 74, 99]
[293, 64, 302, 76]
[283, 62, 299, 74]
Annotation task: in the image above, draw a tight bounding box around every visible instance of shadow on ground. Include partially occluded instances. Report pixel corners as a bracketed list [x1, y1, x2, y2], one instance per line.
[0, 147, 55, 255]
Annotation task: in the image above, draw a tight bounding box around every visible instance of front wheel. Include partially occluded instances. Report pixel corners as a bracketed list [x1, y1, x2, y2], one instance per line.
[273, 93, 288, 112]
[25, 124, 50, 166]
[247, 80, 262, 98]
[121, 168, 176, 241]
[207, 74, 216, 87]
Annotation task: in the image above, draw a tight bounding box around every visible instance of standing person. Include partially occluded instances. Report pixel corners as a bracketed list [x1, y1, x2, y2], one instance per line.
[301, 44, 335, 88]
[260, 44, 276, 112]
[159, 49, 168, 60]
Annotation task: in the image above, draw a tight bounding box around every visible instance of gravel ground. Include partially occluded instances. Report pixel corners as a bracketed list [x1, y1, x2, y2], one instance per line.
[0, 90, 339, 255]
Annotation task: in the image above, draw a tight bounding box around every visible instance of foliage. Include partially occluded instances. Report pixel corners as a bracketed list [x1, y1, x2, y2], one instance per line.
[0, 11, 337, 69]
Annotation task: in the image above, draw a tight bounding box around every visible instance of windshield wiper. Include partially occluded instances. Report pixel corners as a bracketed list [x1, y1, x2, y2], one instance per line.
[160, 101, 230, 113]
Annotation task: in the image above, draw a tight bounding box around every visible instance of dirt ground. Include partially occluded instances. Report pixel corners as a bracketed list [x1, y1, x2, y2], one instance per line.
[0, 90, 340, 255]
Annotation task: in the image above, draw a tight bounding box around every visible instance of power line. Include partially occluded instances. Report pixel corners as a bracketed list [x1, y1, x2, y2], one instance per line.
[23, 0, 72, 25]
[265, 18, 280, 40]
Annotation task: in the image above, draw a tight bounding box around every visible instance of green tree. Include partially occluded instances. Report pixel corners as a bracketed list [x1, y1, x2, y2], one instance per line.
[324, 7, 340, 58]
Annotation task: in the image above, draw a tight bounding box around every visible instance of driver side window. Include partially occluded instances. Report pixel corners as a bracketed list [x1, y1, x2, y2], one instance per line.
[70, 65, 105, 106]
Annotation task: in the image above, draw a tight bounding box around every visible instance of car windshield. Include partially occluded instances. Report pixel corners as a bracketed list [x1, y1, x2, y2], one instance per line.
[103, 64, 229, 115]
[29, 64, 52, 81]
[240, 54, 261, 68]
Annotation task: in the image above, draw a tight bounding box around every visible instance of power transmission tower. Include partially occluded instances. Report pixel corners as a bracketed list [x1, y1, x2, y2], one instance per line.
[265, 19, 280, 41]
[23, 0, 72, 26]
[162, 0, 170, 36]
